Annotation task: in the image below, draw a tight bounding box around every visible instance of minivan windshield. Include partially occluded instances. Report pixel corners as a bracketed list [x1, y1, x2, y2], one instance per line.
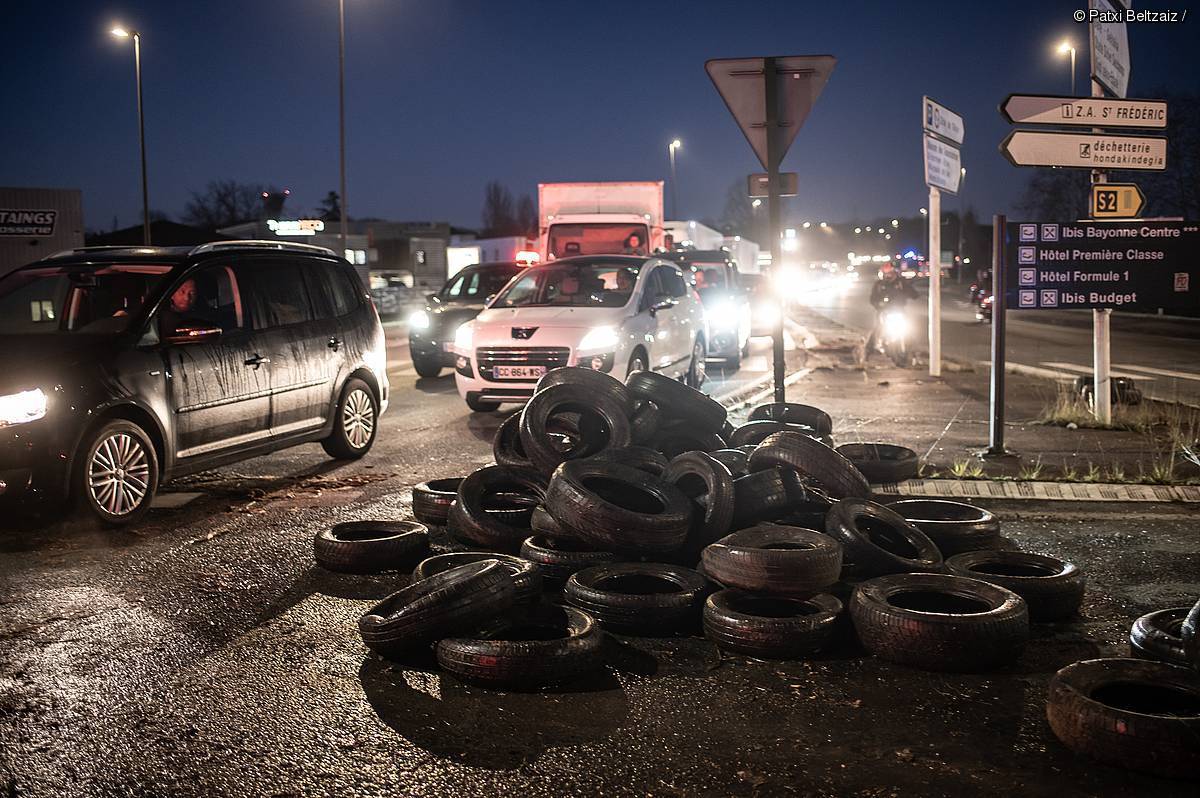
[492, 261, 642, 309]
[0, 264, 174, 335]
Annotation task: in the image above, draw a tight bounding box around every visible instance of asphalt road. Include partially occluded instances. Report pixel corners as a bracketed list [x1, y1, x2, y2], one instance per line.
[800, 275, 1200, 405]
[2, 323, 1198, 797]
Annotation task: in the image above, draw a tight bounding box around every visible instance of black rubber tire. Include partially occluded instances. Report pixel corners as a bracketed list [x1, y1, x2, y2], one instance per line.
[447, 465, 546, 550]
[531, 505, 570, 540]
[436, 604, 603, 688]
[835, 443, 919, 484]
[74, 419, 160, 526]
[750, 431, 871, 500]
[412, 354, 443, 379]
[650, 422, 727, 458]
[885, 499, 1001, 556]
[748, 403, 833, 437]
[535, 366, 634, 413]
[412, 551, 542, 606]
[519, 381, 632, 475]
[1130, 607, 1193, 666]
[466, 394, 501, 413]
[543, 459, 693, 554]
[519, 535, 618, 583]
[322, 378, 379, 459]
[730, 467, 814, 529]
[709, 448, 751, 478]
[729, 420, 824, 448]
[588, 445, 670, 477]
[849, 573, 1029, 671]
[825, 499, 943, 577]
[946, 550, 1085, 621]
[492, 413, 533, 469]
[358, 560, 515, 660]
[702, 525, 843, 596]
[411, 478, 463, 526]
[663, 451, 736, 548]
[1185, 598, 1200, 671]
[564, 562, 709, 635]
[626, 369, 726, 433]
[1046, 658, 1200, 780]
[314, 520, 429, 574]
[629, 399, 662, 446]
[704, 589, 842, 659]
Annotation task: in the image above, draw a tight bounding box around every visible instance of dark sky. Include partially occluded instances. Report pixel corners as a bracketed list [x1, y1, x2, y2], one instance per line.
[3, 0, 1197, 232]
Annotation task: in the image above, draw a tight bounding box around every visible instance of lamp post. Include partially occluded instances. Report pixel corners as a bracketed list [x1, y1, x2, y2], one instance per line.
[111, 26, 150, 245]
[668, 139, 681, 218]
[1057, 40, 1076, 96]
[337, 0, 349, 264]
[957, 167, 967, 283]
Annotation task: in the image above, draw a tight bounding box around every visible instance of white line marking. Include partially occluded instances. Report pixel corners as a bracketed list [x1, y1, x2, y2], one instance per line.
[1113, 364, 1200, 383]
[1040, 361, 1155, 381]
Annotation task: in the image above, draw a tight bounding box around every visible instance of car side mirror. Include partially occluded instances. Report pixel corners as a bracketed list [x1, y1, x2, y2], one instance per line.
[165, 323, 222, 345]
[649, 294, 674, 315]
[426, 293, 438, 303]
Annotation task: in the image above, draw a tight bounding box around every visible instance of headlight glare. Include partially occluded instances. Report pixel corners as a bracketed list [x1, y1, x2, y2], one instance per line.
[577, 326, 619, 351]
[454, 322, 474, 350]
[0, 388, 48, 428]
[409, 310, 431, 330]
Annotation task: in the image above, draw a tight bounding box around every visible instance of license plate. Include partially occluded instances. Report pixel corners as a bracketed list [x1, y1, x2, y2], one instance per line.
[494, 365, 546, 380]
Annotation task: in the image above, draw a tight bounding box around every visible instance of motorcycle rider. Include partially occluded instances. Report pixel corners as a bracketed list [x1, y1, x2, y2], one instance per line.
[866, 261, 918, 353]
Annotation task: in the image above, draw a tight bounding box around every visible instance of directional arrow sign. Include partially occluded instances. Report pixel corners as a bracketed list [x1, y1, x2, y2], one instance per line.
[706, 55, 836, 170]
[924, 134, 961, 193]
[1091, 183, 1146, 218]
[1000, 94, 1167, 129]
[1000, 130, 1166, 170]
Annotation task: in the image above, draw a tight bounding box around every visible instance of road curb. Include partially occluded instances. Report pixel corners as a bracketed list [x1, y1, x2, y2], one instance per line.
[875, 478, 1200, 503]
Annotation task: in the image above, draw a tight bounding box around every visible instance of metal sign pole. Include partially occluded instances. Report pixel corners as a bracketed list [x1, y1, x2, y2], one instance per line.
[764, 57, 786, 403]
[928, 185, 942, 377]
[988, 214, 1007, 455]
[1090, 82, 1112, 425]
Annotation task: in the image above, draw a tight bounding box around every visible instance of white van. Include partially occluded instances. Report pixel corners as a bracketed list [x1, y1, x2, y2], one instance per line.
[452, 255, 706, 412]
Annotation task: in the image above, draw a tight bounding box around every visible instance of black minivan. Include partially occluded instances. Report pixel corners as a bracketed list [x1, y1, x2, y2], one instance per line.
[0, 240, 389, 525]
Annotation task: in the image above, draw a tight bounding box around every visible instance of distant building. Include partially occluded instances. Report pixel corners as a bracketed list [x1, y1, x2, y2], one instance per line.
[85, 220, 225, 247]
[0, 187, 84, 278]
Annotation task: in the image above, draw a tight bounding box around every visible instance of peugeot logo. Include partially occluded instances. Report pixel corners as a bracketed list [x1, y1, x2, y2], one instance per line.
[512, 327, 538, 339]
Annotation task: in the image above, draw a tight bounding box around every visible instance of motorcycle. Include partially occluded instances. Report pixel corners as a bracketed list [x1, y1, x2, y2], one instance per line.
[877, 298, 911, 367]
[976, 291, 994, 323]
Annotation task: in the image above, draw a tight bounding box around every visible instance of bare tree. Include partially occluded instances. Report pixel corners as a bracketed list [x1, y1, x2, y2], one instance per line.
[515, 194, 537, 238]
[481, 181, 516, 238]
[1017, 168, 1090, 220]
[318, 190, 342, 222]
[182, 180, 266, 229]
[719, 178, 766, 244]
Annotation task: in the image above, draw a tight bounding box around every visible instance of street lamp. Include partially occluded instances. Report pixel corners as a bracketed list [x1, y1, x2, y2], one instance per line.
[337, 0, 349, 264]
[1057, 40, 1076, 96]
[668, 139, 681, 218]
[110, 26, 150, 245]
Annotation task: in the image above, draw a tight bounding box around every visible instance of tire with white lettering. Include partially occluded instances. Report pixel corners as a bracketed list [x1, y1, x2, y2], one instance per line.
[704, 589, 842, 659]
[850, 573, 1028, 671]
[314, 520, 430, 574]
[1046, 658, 1200, 780]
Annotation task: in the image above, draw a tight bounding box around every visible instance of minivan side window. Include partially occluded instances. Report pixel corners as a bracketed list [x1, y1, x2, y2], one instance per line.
[249, 260, 316, 328]
[158, 263, 246, 337]
[307, 263, 360, 318]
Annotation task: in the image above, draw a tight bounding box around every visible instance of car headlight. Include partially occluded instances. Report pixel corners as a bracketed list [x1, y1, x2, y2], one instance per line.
[706, 301, 737, 327]
[883, 311, 909, 336]
[454, 322, 474, 350]
[755, 301, 781, 327]
[0, 388, 48, 428]
[409, 310, 431, 330]
[577, 326, 619, 351]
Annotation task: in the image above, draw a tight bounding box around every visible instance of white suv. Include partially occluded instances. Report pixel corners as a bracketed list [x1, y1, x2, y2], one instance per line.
[452, 255, 706, 411]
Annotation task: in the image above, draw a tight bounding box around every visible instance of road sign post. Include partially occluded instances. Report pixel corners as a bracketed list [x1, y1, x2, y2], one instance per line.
[707, 55, 836, 403]
[987, 214, 1008, 457]
[922, 97, 964, 379]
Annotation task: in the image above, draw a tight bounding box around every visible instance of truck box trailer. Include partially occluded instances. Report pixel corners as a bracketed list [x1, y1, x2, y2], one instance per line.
[538, 181, 664, 260]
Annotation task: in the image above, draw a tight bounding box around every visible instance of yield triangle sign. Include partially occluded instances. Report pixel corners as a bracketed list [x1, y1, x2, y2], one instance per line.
[706, 55, 836, 170]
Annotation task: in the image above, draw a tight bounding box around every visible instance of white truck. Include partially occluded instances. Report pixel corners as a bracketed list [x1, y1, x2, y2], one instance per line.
[538, 181, 665, 261]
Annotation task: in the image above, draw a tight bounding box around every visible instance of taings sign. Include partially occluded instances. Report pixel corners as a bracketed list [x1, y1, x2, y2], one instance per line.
[0, 209, 57, 236]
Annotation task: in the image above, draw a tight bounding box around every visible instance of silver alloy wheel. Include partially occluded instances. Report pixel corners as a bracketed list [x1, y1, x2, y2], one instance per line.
[342, 388, 375, 449]
[692, 340, 707, 385]
[628, 354, 647, 377]
[88, 432, 151, 518]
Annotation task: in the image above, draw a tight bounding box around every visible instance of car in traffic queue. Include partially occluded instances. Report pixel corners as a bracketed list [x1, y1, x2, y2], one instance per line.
[406, 261, 526, 378]
[451, 255, 706, 412]
[0, 241, 388, 525]
[667, 249, 752, 369]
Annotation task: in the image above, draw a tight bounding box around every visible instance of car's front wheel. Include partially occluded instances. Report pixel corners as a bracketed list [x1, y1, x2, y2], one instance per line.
[412, 354, 443, 378]
[626, 349, 648, 379]
[76, 420, 159, 526]
[323, 378, 379, 459]
[686, 338, 707, 388]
